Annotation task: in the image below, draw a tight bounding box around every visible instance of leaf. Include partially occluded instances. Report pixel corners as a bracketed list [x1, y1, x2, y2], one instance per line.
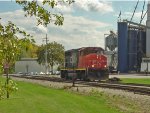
[16, 0, 73, 26]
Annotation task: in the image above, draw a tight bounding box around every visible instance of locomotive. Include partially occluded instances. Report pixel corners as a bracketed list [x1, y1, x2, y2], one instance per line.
[61, 47, 109, 80]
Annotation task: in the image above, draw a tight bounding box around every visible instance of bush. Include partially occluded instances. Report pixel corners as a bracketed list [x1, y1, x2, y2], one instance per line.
[0, 79, 18, 99]
[0, 82, 5, 99]
[0, 66, 3, 75]
[5, 79, 18, 94]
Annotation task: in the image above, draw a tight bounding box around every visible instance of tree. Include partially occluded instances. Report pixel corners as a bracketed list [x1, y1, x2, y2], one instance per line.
[0, 20, 33, 71]
[21, 43, 39, 58]
[16, 0, 74, 27]
[1, 0, 74, 98]
[37, 41, 64, 74]
[0, 20, 33, 98]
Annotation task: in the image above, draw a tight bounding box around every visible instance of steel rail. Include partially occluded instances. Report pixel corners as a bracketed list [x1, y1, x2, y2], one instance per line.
[9, 74, 150, 96]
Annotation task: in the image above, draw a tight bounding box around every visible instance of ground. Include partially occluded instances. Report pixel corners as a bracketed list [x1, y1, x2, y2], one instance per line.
[1, 74, 150, 113]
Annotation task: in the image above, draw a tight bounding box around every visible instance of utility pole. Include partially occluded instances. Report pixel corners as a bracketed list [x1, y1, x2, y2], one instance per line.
[43, 34, 48, 75]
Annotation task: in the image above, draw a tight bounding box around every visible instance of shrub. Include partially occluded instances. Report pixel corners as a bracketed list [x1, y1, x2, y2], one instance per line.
[0, 82, 5, 99]
[5, 79, 18, 94]
[0, 79, 18, 99]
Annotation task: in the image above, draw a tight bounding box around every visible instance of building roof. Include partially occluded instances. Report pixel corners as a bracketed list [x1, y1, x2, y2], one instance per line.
[19, 58, 38, 61]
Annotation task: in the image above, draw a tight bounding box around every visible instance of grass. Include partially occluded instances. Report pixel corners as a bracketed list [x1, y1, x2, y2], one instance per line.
[0, 76, 147, 113]
[0, 76, 124, 113]
[120, 78, 150, 85]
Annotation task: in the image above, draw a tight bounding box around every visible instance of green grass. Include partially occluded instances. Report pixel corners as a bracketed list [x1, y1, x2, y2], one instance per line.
[1, 76, 146, 113]
[120, 78, 150, 85]
[0, 76, 123, 113]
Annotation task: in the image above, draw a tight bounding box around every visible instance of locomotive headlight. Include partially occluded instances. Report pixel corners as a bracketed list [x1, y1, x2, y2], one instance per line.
[104, 65, 107, 68]
[92, 65, 94, 67]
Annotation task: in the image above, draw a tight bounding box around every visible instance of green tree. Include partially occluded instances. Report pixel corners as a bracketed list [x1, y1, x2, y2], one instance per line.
[0, 20, 33, 98]
[21, 43, 39, 58]
[1, 0, 74, 98]
[0, 21, 33, 71]
[37, 41, 64, 74]
[16, 0, 74, 27]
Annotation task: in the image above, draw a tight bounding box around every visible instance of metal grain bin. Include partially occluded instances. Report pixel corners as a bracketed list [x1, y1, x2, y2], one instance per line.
[105, 32, 117, 51]
[128, 30, 138, 71]
[137, 30, 146, 71]
[118, 22, 128, 73]
[140, 31, 146, 55]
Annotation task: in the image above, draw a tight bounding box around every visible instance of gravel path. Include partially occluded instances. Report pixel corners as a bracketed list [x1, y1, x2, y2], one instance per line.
[11, 76, 150, 113]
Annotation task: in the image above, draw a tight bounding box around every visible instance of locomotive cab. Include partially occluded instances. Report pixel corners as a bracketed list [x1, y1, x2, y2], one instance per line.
[78, 47, 109, 80]
[61, 47, 109, 81]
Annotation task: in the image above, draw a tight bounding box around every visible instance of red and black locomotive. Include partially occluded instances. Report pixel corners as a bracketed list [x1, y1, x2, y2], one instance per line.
[61, 47, 109, 80]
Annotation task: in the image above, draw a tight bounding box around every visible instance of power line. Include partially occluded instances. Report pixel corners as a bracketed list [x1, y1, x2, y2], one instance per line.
[130, 0, 139, 24]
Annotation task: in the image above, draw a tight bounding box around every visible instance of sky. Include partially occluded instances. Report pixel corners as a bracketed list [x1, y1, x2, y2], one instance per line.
[0, 0, 148, 50]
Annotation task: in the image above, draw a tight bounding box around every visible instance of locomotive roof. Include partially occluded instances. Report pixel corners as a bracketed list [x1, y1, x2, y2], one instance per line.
[78, 47, 104, 51]
[65, 47, 104, 53]
[65, 48, 79, 53]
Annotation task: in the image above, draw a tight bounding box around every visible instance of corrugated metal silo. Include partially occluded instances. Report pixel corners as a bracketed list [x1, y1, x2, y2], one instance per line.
[140, 30, 146, 54]
[118, 20, 146, 73]
[105, 32, 117, 51]
[146, 3, 150, 57]
[118, 22, 128, 73]
[128, 30, 138, 71]
[136, 30, 146, 71]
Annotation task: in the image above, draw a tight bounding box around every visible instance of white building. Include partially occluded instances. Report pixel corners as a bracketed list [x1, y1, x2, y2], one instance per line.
[15, 58, 45, 74]
[141, 58, 150, 72]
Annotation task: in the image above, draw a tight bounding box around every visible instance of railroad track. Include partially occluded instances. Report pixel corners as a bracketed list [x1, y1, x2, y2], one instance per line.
[9, 74, 150, 96]
[76, 81, 150, 96]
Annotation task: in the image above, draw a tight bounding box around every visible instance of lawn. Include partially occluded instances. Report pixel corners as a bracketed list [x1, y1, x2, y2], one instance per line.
[120, 78, 150, 85]
[0, 76, 123, 113]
